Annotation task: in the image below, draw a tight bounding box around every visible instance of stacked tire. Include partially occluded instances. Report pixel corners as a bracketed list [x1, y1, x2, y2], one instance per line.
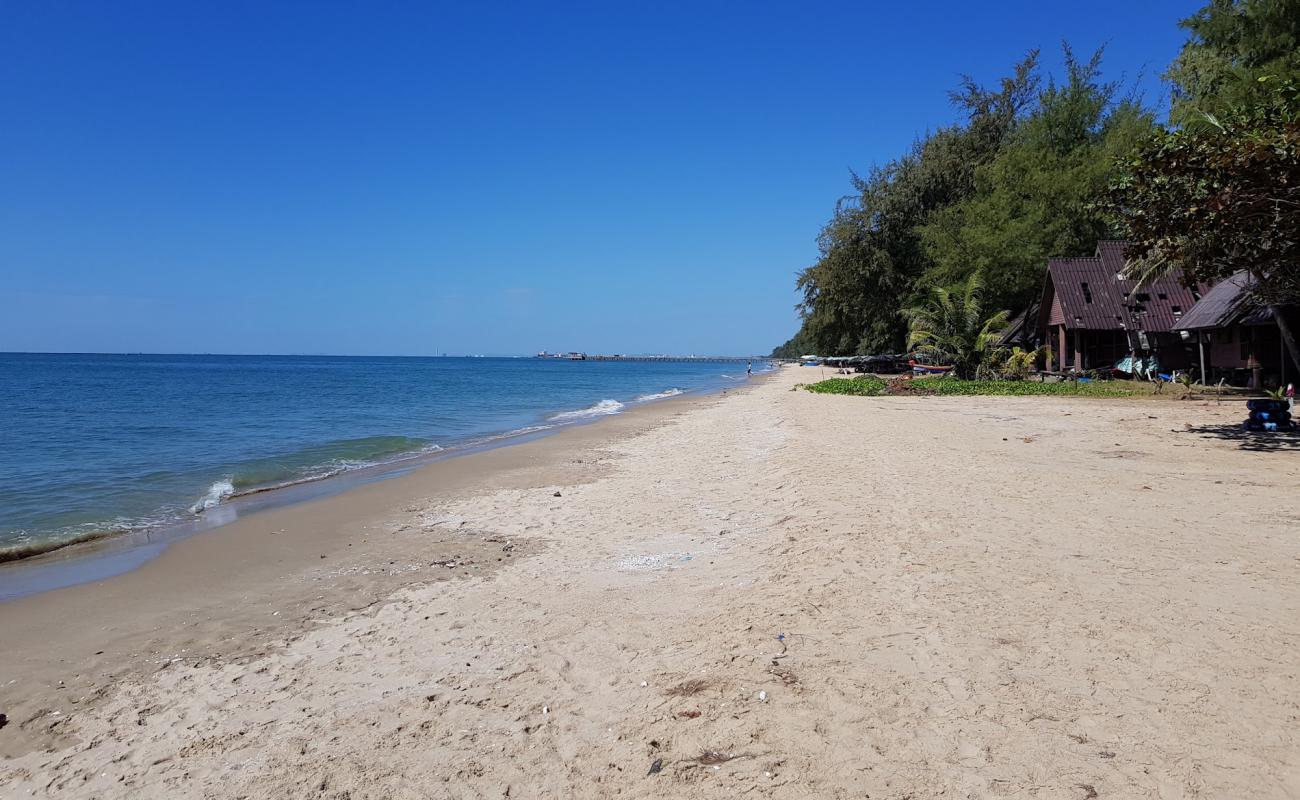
[1243, 399, 1296, 432]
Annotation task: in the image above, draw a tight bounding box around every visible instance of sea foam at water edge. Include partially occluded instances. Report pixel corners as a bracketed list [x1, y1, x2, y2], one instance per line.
[634, 388, 684, 402]
[190, 479, 235, 514]
[549, 399, 625, 421]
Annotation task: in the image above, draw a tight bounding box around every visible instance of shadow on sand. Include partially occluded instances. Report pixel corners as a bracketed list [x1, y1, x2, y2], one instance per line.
[1190, 424, 1300, 453]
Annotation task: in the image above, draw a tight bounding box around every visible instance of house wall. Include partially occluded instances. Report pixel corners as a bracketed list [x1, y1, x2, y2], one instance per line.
[1204, 324, 1287, 387]
[1048, 296, 1064, 327]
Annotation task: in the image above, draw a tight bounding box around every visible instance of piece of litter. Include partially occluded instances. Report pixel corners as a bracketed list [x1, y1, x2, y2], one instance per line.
[640, 681, 648, 687]
[542, 705, 549, 715]
[758, 690, 767, 702]
[647, 758, 663, 776]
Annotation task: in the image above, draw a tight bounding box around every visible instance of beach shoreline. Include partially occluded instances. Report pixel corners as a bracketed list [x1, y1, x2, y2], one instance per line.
[0, 372, 762, 600]
[3, 366, 1298, 798]
[0, 379, 757, 759]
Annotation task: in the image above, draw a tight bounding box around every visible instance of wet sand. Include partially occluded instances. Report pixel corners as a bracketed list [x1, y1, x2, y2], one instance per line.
[2, 368, 1298, 798]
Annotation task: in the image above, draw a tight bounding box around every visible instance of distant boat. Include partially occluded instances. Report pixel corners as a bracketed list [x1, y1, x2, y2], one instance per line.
[909, 360, 953, 375]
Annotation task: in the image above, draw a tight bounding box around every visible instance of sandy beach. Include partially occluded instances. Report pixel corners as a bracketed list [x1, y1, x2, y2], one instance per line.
[2, 366, 1298, 798]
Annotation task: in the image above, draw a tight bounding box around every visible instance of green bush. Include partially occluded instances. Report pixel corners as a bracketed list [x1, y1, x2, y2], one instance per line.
[803, 377, 887, 396]
[804, 376, 1149, 398]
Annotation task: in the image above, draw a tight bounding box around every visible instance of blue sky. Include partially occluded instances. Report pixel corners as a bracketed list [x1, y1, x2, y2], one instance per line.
[1, 1, 1200, 356]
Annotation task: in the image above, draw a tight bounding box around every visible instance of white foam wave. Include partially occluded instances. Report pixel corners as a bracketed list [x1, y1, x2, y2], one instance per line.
[189, 479, 235, 514]
[549, 399, 625, 421]
[634, 388, 684, 402]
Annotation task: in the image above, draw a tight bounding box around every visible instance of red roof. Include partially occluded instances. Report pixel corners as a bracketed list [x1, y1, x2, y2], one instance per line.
[1040, 241, 1202, 333]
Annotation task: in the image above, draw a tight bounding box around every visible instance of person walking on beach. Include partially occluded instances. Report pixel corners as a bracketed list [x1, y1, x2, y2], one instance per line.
[1287, 382, 1295, 412]
[747, 361, 753, 377]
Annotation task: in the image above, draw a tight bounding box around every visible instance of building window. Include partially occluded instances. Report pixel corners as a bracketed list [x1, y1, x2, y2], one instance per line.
[1171, 305, 1182, 315]
[1081, 282, 1092, 303]
[1157, 292, 1167, 300]
[1135, 292, 1151, 302]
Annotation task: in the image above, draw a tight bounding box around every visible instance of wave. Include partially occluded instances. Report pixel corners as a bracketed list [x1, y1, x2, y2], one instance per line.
[549, 399, 625, 421]
[188, 436, 443, 515]
[0, 527, 120, 564]
[189, 479, 235, 513]
[634, 388, 684, 402]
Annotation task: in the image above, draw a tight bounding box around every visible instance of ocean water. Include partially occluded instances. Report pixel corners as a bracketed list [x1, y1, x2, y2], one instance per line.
[0, 353, 762, 562]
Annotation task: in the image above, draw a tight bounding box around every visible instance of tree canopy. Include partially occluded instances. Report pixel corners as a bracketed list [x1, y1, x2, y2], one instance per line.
[777, 48, 1149, 356]
[772, 0, 1300, 361]
[1166, 0, 1300, 127]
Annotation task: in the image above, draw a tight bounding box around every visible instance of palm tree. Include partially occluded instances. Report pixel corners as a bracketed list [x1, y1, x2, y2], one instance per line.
[904, 273, 1010, 379]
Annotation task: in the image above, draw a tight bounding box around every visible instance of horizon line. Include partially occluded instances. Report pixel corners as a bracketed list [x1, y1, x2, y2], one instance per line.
[0, 350, 777, 359]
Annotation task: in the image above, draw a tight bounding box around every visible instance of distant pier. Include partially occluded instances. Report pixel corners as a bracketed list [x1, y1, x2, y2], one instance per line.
[538, 352, 784, 364]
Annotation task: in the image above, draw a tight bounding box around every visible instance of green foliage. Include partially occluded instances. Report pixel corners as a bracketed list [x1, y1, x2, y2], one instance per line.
[803, 376, 887, 396]
[773, 4, 1300, 359]
[986, 346, 1047, 380]
[804, 376, 1149, 397]
[770, 329, 815, 359]
[919, 48, 1157, 311]
[1166, 0, 1300, 127]
[909, 378, 1148, 396]
[776, 46, 1155, 355]
[788, 53, 1039, 356]
[1106, 80, 1300, 305]
[904, 273, 1009, 379]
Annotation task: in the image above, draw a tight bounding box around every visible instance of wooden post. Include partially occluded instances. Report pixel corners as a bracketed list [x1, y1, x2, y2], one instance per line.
[1199, 333, 1208, 386]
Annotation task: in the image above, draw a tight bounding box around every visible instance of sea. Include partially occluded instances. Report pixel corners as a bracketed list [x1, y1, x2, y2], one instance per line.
[0, 353, 763, 569]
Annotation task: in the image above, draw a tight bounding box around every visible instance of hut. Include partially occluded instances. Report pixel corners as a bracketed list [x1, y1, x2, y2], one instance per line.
[1034, 241, 1202, 374]
[1172, 272, 1295, 388]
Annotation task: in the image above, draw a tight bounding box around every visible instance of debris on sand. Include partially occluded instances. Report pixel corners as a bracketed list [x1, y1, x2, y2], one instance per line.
[694, 750, 754, 766]
[884, 376, 937, 396]
[664, 678, 710, 697]
[647, 758, 663, 775]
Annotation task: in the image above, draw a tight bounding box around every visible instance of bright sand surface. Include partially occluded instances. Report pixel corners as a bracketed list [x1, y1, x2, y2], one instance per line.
[2, 366, 1298, 798]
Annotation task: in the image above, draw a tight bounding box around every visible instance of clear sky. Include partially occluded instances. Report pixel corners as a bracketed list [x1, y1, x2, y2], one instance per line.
[1, 1, 1201, 356]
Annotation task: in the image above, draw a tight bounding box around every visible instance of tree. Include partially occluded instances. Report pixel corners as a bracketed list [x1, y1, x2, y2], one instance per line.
[787, 53, 1039, 356]
[1166, 0, 1300, 127]
[904, 273, 1010, 379]
[770, 329, 814, 359]
[920, 47, 1156, 312]
[1106, 80, 1300, 369]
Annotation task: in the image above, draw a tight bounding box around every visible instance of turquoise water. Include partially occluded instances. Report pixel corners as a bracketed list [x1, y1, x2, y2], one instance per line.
[0, 354, 761, 562]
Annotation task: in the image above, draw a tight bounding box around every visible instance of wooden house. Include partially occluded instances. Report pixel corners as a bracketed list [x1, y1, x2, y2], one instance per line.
[1034, 241, 1202, 373]
[1172, 272, 1294, 388]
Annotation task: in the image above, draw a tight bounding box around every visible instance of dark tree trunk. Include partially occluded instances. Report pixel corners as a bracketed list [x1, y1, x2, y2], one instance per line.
[1271, 304, 1300, 378]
